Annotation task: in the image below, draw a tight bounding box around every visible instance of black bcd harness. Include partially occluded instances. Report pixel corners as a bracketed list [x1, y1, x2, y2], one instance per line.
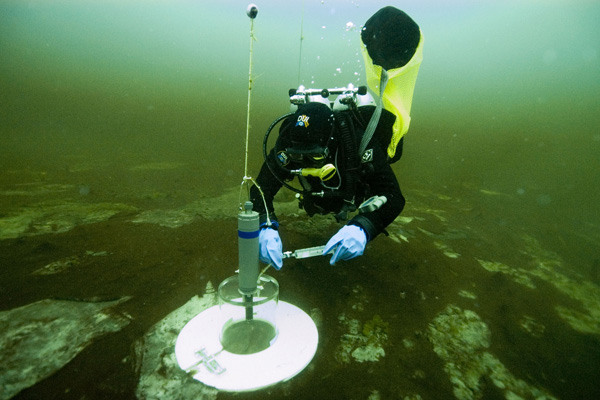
[263, 105, 398, 222]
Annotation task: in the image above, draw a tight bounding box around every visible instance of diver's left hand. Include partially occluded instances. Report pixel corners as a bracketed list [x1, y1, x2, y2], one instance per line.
[323, 225, 367, 265]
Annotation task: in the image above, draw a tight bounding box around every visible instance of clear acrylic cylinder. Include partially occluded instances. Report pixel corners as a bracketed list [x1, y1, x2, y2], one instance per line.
[218, 274, 279, 355]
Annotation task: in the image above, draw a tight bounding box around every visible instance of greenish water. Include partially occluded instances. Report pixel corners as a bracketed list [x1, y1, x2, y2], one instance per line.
[1, 1, 599, 399]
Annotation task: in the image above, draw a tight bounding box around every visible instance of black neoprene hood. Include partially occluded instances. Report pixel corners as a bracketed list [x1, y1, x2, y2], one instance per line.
[361, 6, 420, 70]
[287, 102, 334, 152]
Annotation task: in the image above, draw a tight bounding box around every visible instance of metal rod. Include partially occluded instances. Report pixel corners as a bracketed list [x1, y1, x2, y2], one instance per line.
[244, 294, 254, 320]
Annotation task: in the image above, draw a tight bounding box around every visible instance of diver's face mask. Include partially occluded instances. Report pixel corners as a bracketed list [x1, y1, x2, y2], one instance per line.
[285, 146, 330, 167]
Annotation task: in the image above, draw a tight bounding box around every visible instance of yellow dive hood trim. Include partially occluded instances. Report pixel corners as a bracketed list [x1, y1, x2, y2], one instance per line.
[360, 33, 424, 159]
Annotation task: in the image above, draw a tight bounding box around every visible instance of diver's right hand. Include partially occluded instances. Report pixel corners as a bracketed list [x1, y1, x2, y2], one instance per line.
[259, 227, 283, 270]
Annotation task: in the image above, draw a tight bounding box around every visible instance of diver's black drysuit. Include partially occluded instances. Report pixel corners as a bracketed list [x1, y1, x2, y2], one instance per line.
[250, 106, 404, 242]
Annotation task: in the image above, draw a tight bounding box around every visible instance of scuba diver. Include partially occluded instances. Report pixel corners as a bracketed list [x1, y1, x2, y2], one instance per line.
[249, 6, 423, 269]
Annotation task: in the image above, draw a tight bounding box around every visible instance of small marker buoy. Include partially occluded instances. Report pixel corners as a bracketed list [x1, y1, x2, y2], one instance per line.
[246, 4, 258, 19]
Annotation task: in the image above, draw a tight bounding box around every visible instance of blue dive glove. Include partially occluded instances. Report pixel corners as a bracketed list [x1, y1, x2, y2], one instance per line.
[259, 227, 283, 270]
[323, 225, 367, 265]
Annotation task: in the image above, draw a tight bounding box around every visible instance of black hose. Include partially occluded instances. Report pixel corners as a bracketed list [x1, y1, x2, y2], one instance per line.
[334, 111, 359, 211]
[262, 112, 304, 194]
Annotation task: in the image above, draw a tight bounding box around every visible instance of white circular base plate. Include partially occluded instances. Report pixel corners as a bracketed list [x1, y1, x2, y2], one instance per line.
[175, 301, 318, 392]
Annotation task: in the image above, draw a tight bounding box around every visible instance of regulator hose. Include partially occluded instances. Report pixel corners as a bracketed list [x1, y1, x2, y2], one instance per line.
[334, 110, 360, 212]
[262, 112, 303, 193]
[262, 110, 362, 214]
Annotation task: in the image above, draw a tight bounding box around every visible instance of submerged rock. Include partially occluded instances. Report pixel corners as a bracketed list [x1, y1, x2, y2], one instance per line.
[131, 187, 302, 229]
[0, 297, 131, 400]
[519, 315, 546, 338]
[336, 288, 389, 364]
[0, 201, 138, 240]
[477, 234, 600, 335]
[428, 304, 557, 400]
[134, 282, 218, 400]
[31, 255, 81, 275]
[131, 188, 242, 228]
